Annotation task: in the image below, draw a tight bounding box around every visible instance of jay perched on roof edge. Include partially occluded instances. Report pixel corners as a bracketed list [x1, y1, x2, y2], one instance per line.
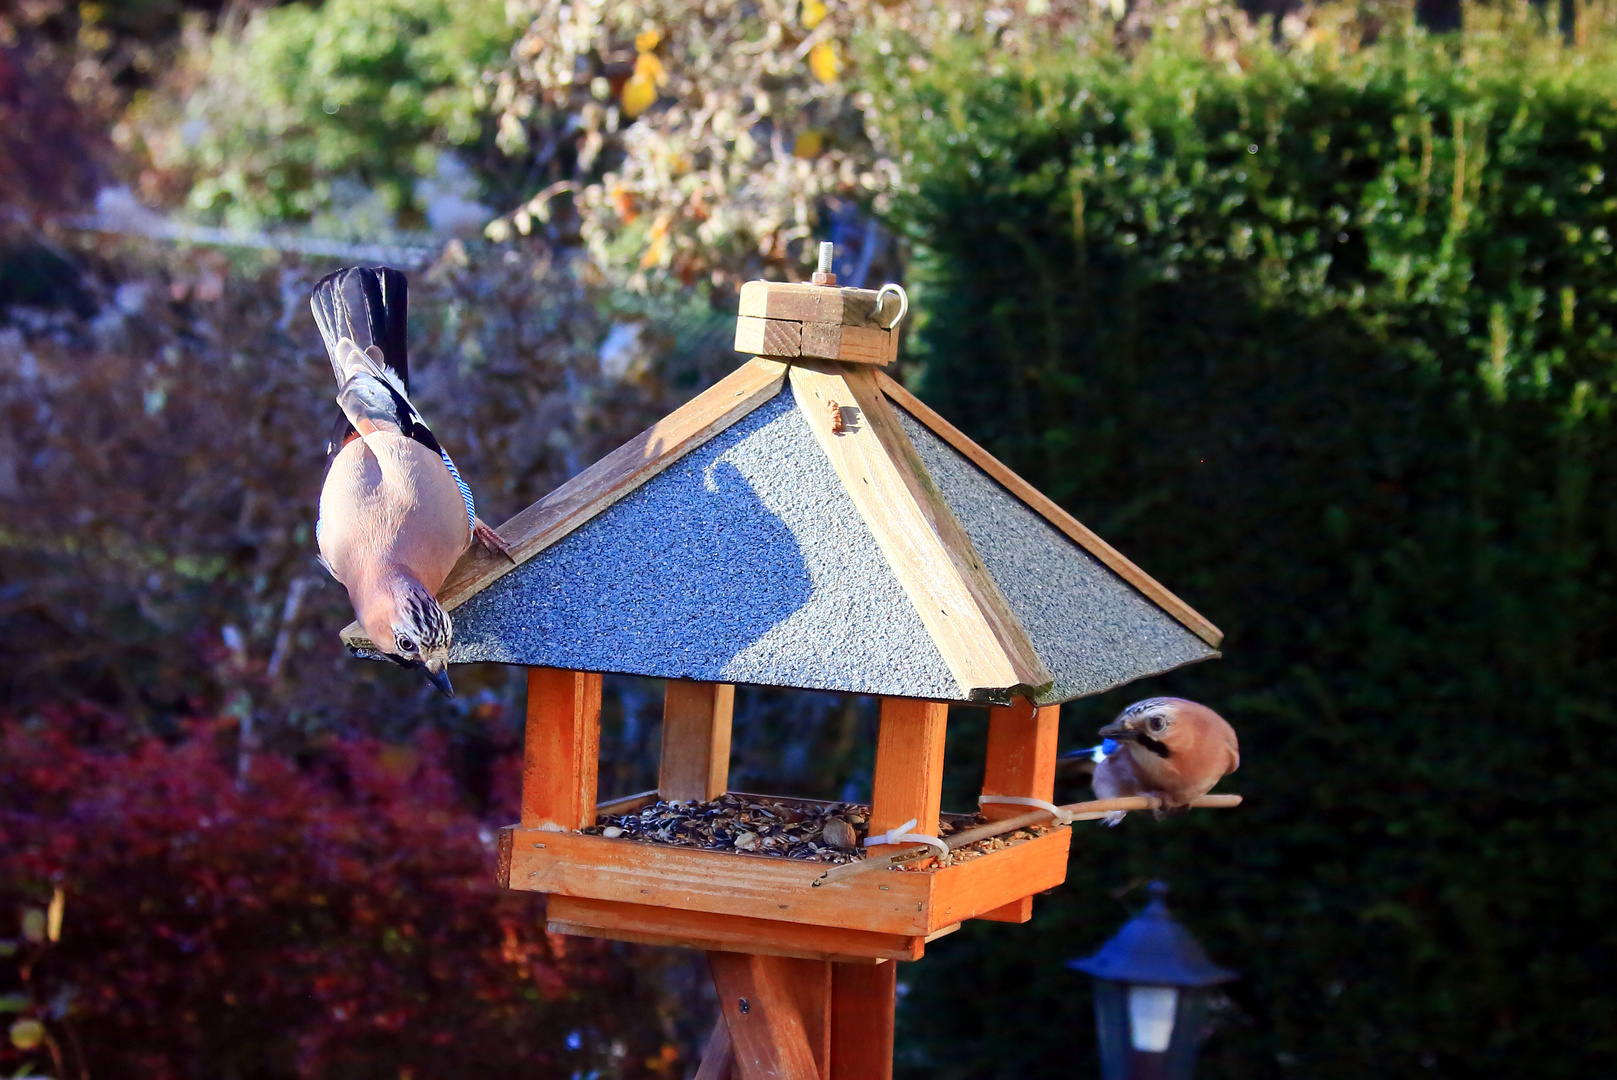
[1066, 697, 1240, 825]
[310, 267, 509, 698]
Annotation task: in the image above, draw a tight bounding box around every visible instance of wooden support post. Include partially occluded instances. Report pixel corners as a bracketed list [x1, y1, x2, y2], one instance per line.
[867, 698, 948, 863]
[522, 667, 603, 830]
[660, 680, 735, 802]
[709, 952, 830, 1080]
[975, 697, 1060, 922]
[830, 961, 896, 1080]
[981, 698, 1059, 821]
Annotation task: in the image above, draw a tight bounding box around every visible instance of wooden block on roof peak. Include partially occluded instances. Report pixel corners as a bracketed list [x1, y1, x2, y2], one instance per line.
[800, 322, 843, 361]
[740, 280, 845, 324]
[734, 315, 801, 358]
[837, 324, 896, 366]
[737, 280, 891, 330]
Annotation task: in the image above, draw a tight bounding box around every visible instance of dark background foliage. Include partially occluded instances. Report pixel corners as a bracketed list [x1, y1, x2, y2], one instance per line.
[882, 29, 1617, 1079]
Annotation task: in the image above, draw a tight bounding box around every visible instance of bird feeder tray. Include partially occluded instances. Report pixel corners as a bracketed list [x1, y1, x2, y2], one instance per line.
[734, 281, 900, 365]
[497, 791, 1068, 964]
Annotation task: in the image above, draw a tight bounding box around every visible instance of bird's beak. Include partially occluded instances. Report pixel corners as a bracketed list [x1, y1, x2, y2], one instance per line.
[1098, 720, 1138, 742]
[424, 659, 455, 699]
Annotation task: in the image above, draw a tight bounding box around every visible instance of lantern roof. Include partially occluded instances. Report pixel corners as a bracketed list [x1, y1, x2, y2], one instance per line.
[341, 358, 1221, 705]
[1068, 882, 1238, 987]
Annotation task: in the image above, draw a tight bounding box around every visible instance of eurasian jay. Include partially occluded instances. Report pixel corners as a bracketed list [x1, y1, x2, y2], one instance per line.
[310, 267, 507, 697]
[1075, 697, 1240, 824]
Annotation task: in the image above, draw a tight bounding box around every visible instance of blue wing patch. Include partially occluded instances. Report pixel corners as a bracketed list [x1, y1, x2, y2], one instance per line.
[441, 449, 476, 532]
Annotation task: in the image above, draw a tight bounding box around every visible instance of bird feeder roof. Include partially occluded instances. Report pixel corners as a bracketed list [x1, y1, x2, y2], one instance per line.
[341, 359, 1221, 705]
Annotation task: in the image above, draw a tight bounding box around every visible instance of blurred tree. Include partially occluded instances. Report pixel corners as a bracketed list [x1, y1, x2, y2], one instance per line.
[129, 0, 518, 232]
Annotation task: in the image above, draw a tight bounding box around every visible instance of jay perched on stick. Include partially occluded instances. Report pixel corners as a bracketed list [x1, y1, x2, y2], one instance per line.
[1067, 697, 1240, 824]
[310, 267, 508, 697]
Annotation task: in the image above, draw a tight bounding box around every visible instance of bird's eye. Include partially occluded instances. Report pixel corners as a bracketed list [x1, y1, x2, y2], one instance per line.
[396, 635, 416, 653]
[1148, 714, 1166, 733]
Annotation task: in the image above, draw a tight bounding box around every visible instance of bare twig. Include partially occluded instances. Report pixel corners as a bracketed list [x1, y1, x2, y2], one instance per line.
[265, 576, 313, 683]
[809, 793, 1243, 887]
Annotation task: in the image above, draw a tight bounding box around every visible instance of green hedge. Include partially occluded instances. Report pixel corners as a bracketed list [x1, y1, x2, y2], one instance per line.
[877, 13, 1617, 1078]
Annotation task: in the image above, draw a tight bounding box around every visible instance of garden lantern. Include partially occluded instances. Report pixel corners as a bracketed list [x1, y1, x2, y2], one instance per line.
[1068, 882, 1236, 1080]
[340, 245, 1237, 1079]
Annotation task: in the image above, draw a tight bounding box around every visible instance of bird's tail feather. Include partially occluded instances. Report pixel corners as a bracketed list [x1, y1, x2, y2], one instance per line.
[311, 267, 410, 392]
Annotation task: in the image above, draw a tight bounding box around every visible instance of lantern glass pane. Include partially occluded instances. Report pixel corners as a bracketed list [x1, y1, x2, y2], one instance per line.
[1126, 985, 1179, 1052]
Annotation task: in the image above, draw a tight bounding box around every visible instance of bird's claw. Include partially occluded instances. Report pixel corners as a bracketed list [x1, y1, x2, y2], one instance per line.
[474, 519, 516, 563]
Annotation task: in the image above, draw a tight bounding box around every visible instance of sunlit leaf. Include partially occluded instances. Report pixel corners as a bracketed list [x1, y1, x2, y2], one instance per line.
[634, 29, 662, 52]
[633, 51, 667, 87]
[621, 74, 658, 118]
[793, 130, 825, 159]
[801, 0, 828, 30]
[8, 1019, 44, 1052]
[19, 910, 44, 944]
[0, 995, 29, 1014]
[46, 890, 63, 944]
[808, 41, 840, 85]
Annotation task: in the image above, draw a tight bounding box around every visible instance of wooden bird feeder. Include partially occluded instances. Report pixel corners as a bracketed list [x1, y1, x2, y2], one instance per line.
[342, 248, 1230, 1080]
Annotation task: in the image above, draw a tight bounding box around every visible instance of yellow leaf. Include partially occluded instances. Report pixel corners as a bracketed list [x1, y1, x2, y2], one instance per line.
[639, 232, 668, 270]
[635, 29, 661, 53]
[640, 214, 673, 268]
[621, 74, 657, 119]
[808, 41, 840, 85]
[793, 130, 825, 159]
[47, 889, 63, 943]
[9, 1018, 44, 1052]
[801, 0, 828, 29]
[634, 51, 667, 87]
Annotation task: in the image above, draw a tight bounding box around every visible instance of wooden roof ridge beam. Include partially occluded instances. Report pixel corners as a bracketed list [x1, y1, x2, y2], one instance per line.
[843, 365, 1052, 693]
[874, 370, 1225, 650]
[789, 362, 1052, 702]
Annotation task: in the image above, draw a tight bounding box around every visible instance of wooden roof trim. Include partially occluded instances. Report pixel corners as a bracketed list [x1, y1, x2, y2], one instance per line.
[841, 365, 1053, 694]
[875, 370, 1225, 649]
[341, 358, 790, 648]
[789, 362, 1053, 702]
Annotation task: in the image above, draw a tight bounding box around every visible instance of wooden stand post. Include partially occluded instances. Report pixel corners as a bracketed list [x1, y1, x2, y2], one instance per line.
[867, 697, 948, 864]
[660, 680, 735, 802]
[709, 953, 830, 1080]
[523, 667, 603, 830]
[976, 697, 1060, 923]
[702, 956, 898, 1080]
[830, 961, 896, 1080]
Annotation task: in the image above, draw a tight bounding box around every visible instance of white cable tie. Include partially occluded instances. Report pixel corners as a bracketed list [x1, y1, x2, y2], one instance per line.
[863, 818, 950, 860]
[977, 795, 1073, 825]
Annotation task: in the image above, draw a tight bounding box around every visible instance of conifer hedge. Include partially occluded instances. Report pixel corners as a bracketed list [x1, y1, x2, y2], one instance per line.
[877, 10, 1617, 1077]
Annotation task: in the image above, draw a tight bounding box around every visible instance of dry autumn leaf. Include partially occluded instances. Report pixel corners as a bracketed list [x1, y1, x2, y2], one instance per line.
[808, 40, 840, 84]
[793, 129, 825, 158]
[621, 74, 658, 117]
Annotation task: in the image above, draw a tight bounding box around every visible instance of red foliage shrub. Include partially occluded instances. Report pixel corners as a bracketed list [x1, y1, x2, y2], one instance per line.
[0, 712, 686, 1079]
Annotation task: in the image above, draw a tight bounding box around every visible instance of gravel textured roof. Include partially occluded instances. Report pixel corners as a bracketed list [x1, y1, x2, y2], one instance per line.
[450, 389, 965, 699]
[443, 378, 1216, 703]
[893, 406, 1218, 703]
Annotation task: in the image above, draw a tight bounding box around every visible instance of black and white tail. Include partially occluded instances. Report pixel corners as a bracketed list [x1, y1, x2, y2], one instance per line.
[312, 266, 410, 390]
[309, 267, 477, 532]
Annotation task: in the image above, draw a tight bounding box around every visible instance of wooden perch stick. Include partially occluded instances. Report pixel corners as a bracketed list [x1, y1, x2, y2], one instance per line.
[810, 793, 1242, 888]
